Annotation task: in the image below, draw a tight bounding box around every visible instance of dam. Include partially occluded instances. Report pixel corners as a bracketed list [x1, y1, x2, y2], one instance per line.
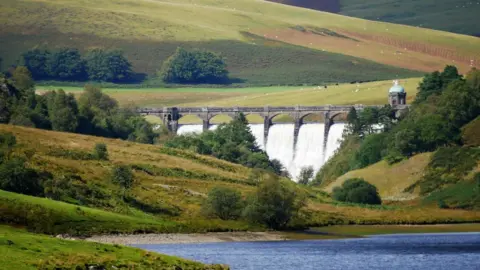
[139, 104, 408, 180]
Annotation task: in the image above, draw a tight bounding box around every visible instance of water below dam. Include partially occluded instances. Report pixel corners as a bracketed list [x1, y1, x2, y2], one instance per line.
[135, 232, 480, 270]
[177, 123, 346, 180]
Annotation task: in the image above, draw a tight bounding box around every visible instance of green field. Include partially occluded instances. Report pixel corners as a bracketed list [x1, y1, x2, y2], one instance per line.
[1, 0, 479, 86]
[38, 78, 422, 108]
[0, 225, 227, 270]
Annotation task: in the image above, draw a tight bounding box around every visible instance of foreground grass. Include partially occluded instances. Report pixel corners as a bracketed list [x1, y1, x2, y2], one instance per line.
[313, 224, 480, 236]
[0, 225, 227, 270]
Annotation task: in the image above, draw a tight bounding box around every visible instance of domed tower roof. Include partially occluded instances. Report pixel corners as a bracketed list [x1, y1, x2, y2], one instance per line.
[389, 80, 405, 93]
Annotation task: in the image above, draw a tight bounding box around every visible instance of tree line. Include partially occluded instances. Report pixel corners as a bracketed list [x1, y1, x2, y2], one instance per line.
[21, 47, 230, 84]
[1, 67, 155, 143]
[23, 48, 133, 83]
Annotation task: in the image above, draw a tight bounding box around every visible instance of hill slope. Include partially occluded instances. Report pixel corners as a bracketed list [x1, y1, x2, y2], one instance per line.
[268, 0, 480, 37]
[1, 0, 479, 85]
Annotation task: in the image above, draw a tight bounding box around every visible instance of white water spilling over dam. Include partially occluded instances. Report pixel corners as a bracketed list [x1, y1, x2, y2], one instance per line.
[292, 124, 326, 179]
[177, 123, 346, 181]
[325, 123, 346, 162]
[177, 125, 203, 135]
[265, 124, 295, 176]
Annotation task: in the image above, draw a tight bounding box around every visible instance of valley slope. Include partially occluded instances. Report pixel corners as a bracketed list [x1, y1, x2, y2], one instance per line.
[1, 0, 479, 86]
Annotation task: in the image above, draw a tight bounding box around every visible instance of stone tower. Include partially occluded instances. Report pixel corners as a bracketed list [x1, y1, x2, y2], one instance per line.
[388, 80, 407, 106]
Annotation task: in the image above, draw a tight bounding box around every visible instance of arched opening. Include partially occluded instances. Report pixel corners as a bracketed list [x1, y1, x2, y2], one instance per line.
[178, 114, 203, 124]
[209, 114, 233, 124]
[331, 112, 348, 123]
[270, 113, 294, 124]
[144, 115, 163, 125]
[245, 114, 264, 124]
[301, 113, 325, 123]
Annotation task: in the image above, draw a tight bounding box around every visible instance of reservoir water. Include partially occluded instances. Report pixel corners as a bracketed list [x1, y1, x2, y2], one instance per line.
[135, 233, 480, 270]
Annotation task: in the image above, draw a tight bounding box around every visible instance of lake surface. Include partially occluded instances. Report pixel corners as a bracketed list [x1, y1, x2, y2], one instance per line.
[135, 233, 480, 270]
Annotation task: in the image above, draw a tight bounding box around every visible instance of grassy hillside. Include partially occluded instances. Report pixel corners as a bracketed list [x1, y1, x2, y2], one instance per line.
[0, 225, 227, 270]
[268, 0, 480, 37]
[324, 153, 432, 201]
[1, 0, 479, 86]
[2, 123, 480, 233]
[0, 124, 257, 234]
[339, 0, 480, 37]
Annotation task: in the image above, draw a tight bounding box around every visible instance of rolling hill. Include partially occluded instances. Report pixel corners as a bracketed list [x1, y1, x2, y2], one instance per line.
[1, 0, 479, 86]
[268, 0, 480, 37]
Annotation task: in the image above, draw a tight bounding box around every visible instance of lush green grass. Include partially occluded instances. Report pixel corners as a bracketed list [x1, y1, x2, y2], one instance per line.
[0, 190, 184, 236]
[313, 223, 480, 236]
[37, 78, 422, 109]
[0, 225, 227, 270]
[1, 0, 479, 86]
[339, 0, 480, 36]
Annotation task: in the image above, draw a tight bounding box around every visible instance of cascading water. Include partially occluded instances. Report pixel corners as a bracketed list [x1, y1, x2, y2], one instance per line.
[177, 125, 203, 135]
[266, 124, 295, 176]
[248, 124, 265, 150]
[292, 124, 325, 179]
[175, 122, 346, 182]
[324, 123, 346, 162]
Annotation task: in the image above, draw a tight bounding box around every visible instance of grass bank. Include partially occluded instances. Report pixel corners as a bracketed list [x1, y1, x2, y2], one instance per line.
[0, 225, 228, 270]
[312, 224, 480, 236]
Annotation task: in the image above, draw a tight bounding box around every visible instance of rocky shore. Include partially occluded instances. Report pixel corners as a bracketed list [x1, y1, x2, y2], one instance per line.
[87, 231, 288, 245]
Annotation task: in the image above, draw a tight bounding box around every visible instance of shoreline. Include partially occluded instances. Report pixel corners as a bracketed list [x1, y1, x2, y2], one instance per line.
[86, 231, 289, 245]
[85, 224, 480, 245]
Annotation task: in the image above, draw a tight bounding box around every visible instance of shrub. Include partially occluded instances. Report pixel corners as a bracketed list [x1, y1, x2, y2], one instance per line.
[0, 157, 44, 196]
[298, 166, 314, 185]
[203, 187, 243, 220]
[94, 143, 109, 160]
[243, 175, 305, 229]
[0, 132, 16, 149]
[111, 165, 134, 195]
[332, 178, 382, 205]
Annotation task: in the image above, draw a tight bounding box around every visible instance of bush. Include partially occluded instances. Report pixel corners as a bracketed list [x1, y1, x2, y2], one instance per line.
[111, 165, 134, 195]
[298, 166, 314, 185]
[243, 174, 305, 229]
[0, 157, 44, 196]
[203, 187, 243, 220]
[332, 178, 382, 205]
[0, 132, 16, 149]
[159, 47, 229, 84]
[94, 143, 109, 160]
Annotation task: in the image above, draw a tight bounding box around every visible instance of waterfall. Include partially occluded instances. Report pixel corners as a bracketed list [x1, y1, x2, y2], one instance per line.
[177, 125, 203, 135]
[249, 124, 265, 150]
[175, 122, 346, 182]
[266, 124, 295, 176]
[324, 123, 346, 162]
[292, 124, 325, 179]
